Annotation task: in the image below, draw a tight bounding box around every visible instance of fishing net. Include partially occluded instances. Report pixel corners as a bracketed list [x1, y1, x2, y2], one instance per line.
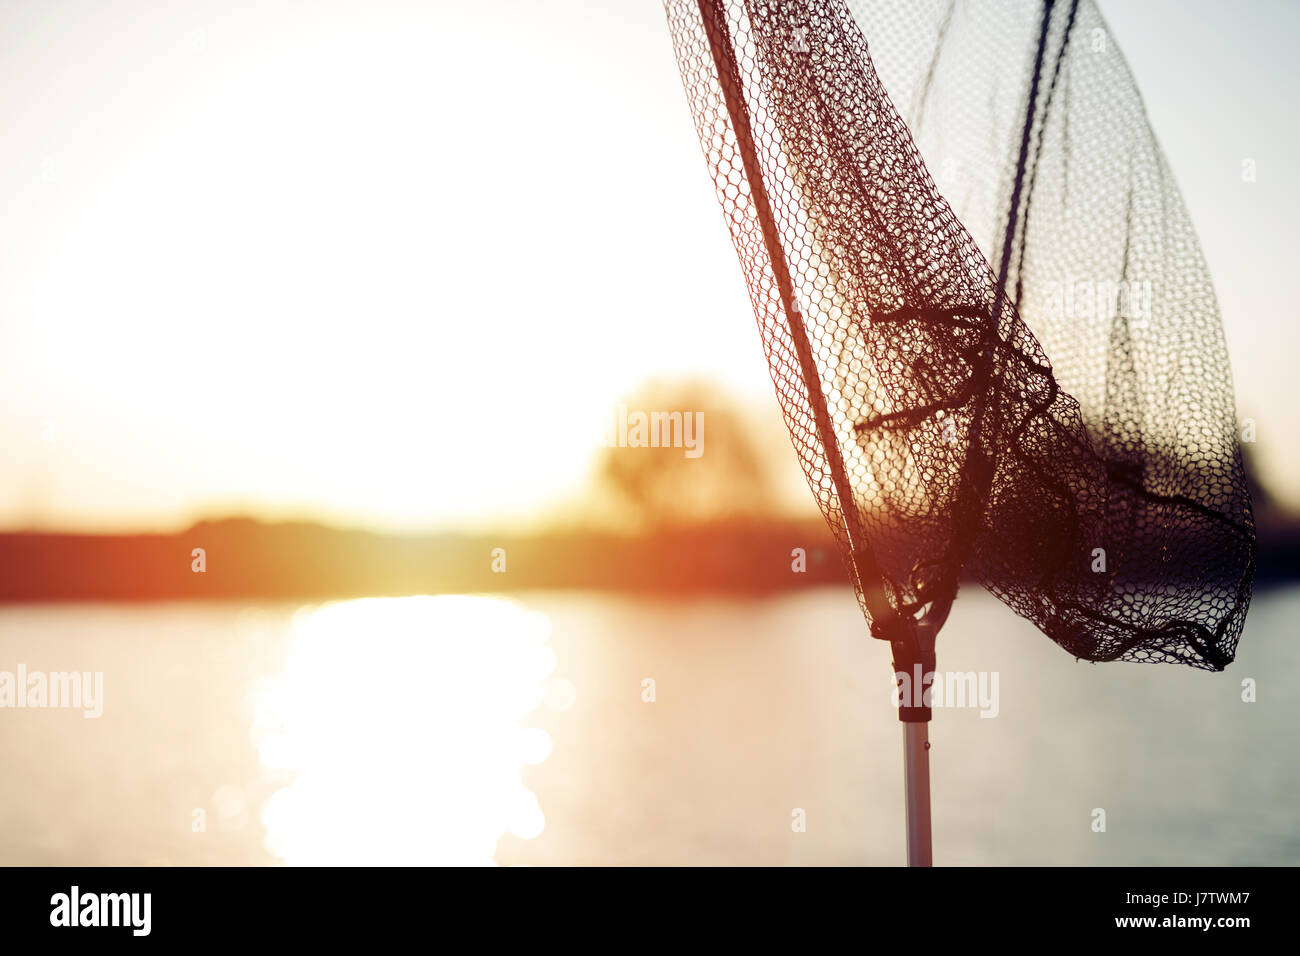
[664, 0, 1255, 670]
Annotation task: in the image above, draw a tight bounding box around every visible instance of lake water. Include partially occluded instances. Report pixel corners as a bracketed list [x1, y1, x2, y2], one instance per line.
[0, 586, 1295, 866]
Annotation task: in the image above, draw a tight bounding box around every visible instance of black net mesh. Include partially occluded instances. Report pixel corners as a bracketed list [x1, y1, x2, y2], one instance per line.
[664, 0, 1255, 670]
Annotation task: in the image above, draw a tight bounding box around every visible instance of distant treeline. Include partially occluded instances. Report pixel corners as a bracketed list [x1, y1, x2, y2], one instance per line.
[0, 517, 847, 602]
[0, 514, 1294, 603]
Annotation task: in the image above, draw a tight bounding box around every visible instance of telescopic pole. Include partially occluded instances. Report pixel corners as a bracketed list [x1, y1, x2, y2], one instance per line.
[694, 0, 941, 867]
[903, 723, 932, 866]
[893, 611, 937, 866]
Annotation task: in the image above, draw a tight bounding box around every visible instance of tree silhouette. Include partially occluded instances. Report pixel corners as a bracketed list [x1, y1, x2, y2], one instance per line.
[593, 381, 776, 529]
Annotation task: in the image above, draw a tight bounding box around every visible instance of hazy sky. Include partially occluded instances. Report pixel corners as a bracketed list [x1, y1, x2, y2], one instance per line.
[0, 0, 1295, 532]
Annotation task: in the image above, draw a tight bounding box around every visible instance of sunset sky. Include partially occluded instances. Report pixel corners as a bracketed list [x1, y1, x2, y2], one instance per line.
[0, 0, 1294, 533]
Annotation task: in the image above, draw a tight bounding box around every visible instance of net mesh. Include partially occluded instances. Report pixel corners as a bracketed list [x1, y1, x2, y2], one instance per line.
[664, 0, 1255, 670]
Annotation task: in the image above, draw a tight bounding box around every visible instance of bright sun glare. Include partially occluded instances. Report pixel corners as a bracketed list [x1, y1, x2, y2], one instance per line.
[252, 595, 558, 866]
[0, 1, 739, 533]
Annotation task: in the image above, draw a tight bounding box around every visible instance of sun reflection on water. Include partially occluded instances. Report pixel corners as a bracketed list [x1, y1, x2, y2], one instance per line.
[253, 595, 555, 865]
